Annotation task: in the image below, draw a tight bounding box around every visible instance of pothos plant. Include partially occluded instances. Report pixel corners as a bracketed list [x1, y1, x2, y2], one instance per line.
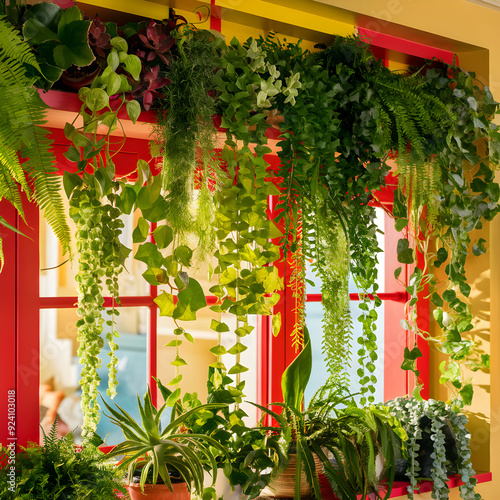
[61, 31, 150, 439]
[385, 397, 481, 500]
[145, 27, 286, 395]
[215, 33, 500, 405]
[391, 64, 500, 404]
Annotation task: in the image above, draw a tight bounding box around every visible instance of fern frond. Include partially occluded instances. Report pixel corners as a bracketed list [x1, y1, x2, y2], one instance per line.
[0, 19, 71, 257]
[0, 154, 25, 213]
[0, 16, 41, 72]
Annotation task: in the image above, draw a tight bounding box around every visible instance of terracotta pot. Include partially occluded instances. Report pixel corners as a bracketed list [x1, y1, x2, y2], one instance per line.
[260, 453, 322, 498]
[126, 482, 190, 499]
[60, 65, 100, 91]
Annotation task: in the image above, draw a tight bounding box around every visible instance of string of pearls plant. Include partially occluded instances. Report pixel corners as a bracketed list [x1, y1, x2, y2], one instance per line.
[385, 397, 480, 500]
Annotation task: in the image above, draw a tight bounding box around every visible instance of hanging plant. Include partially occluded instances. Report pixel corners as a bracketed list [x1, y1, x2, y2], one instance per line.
[61, 32, 147, 439]
[207, 35, 295, 376]
[231, 35, 391, 397]
[392, 62, 500, 403]
[214, 33, 500, 404]
[66, 176, 128, 439]
[385, 397, 481, 500]
[153, 26, 225, 254]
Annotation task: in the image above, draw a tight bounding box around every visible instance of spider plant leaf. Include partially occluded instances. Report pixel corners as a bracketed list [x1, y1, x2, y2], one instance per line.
[101, 397, 148, 441]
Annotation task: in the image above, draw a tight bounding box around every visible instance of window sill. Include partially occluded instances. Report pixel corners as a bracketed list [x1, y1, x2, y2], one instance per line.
[287, 473, 494, 500]
[383, 472, 492, 498]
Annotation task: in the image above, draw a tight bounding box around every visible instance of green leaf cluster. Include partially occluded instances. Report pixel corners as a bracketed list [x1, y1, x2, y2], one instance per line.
[0, 421, 126, 499]
[0, 16, 71, 270]
[385, 397, 481, 500]
[22, 3, 94, 87]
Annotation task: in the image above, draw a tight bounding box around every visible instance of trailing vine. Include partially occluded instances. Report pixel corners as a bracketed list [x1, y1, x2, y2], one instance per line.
[386, 397, 481, 500]
[209, 146, 283, 375]
[207, 35, 288, 375]
[61, 32, 144, 439]
[67, 179, 127, 439]
[393, 62, 500, 403]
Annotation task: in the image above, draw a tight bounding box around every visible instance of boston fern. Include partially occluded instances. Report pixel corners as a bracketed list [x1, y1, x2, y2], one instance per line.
[0, 16, 70, 271]
[0, 421, 127, 499]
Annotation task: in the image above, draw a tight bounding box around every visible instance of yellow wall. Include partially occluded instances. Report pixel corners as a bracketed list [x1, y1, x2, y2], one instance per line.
[76, 0, 500, 496]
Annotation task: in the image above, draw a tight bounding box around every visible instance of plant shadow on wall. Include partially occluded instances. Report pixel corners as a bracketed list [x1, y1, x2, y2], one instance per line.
[1, 2, 499, 498]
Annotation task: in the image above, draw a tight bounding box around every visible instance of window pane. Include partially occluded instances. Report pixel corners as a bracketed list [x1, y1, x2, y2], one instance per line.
[305, 301, 385, 404]
[39, 307, 149, 444]
[39, 205, 149, 297]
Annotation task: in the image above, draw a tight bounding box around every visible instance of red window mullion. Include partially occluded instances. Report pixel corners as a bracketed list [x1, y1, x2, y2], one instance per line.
[16, 199, 40, 447]
[0, 201, 18, 448]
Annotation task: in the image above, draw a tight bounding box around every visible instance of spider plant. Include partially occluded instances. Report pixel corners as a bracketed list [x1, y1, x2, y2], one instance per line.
[102, 386, 227, 495]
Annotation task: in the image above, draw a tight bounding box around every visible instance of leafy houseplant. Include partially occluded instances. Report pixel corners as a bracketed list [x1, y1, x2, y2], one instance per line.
[216, 33, 500, 404]
[385, 397, 480, 500]
[0, 421, 127, 499]
[264, 329, 405, 500]
[22, 2, 95, 89]
[164, 371, 289, 499]
[103, 386, 227, 498]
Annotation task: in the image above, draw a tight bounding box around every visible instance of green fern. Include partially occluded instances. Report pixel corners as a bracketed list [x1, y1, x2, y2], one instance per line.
[0, 16, 71, 267]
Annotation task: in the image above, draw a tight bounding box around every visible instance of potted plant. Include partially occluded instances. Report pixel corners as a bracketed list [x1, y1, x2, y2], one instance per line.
[0, 420, 127, 499]
[384, 397, 480, 500]
[102, 386, 228, 499]
[162, 371, 290, 499]
[261, 328, 405, 500]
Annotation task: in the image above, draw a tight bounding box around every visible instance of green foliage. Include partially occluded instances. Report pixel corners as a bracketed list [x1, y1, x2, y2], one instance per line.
[393, 62, 500, 402]
[217, 33, 499, 403]
[68, 176, 128, 440]
[282, 327, 312, 414]
[0, 421, 127, 499]
[103, 386, 227, 495]
[0, 15, 70, 271]
[209, 146, 283, 375]
[22, 3, 94, 88]
[278, 336, 403, 499]
[385, 397, 481, 500]
[154, 27, 223, 250]
[163, 371, 289, 499]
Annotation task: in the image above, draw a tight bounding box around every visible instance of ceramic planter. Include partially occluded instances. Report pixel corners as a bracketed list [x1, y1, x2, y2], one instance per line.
[260, 453, 323, 498]
[126, 482, 190, 499]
